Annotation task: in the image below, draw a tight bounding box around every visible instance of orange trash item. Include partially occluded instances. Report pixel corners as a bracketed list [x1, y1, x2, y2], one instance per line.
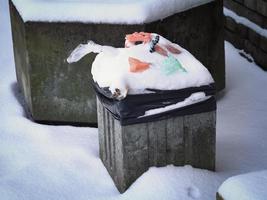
[155, 45, 168, 57]
[126, 32, 152, 44]
[165, 44, 181, 54]
[128, 57, 150, 73]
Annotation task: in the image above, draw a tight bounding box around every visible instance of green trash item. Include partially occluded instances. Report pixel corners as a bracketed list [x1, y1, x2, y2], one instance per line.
[161, 55, 187, 75]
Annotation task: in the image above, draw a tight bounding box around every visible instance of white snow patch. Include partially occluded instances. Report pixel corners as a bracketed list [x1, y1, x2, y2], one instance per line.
[238, 49, 255, 63]
[224, 7, 267, 38]
[140, 92, 210, 117]
[91, 34, 214, 96]
[218, 170, 267, 200]
[1, 0, 267, 199]
[187, 185, 201, 199]
[11, 0, 214, 24]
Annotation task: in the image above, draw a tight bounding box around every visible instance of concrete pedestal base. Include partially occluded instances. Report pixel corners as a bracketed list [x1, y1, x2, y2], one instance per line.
[97, 98, 216, 193]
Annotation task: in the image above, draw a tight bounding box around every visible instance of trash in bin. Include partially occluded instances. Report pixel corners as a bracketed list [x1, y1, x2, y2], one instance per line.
[68, 33, 216, 193]
[67, 32, 216, 125]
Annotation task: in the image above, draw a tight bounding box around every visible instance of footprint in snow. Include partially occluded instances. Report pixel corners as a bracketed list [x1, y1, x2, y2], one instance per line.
[187, 185, 201, 199]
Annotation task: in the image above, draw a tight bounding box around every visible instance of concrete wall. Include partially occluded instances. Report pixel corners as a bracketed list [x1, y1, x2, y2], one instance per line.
[97, 98, 216, 193]
[224, 0, 267, 70]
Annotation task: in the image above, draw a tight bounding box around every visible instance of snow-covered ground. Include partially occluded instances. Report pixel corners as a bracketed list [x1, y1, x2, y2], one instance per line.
[1, 0, 267, 199]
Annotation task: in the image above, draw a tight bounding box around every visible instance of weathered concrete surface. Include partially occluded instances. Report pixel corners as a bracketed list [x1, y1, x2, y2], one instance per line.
[224, 0, 267, 70]
[97, 98, 216, 193]
[10, 0, 33, 115]
[9, 1, 144, 125]
[10, 0, 224, 125]
[225, 0, 267, 29]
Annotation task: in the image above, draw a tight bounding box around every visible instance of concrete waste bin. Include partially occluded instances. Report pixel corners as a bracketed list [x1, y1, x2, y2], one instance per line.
[86, 33, 217, 193]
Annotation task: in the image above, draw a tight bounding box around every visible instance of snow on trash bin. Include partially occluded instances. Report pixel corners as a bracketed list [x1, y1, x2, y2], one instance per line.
[68, 32, 216, 124]
[68, 32, 217, 193]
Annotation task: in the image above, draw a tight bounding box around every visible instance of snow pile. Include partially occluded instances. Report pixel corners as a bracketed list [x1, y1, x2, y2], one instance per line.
[218, 170, 267, 200]
[141, 92, 210, 117]
[224, 8, 267, 39]
[87, 33, 214, 98]
[11, 0, 214, 24]
[67, 33, 214, 117]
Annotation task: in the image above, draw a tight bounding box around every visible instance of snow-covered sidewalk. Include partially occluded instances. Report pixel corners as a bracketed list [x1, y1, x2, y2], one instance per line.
[1, 0, 267, 199]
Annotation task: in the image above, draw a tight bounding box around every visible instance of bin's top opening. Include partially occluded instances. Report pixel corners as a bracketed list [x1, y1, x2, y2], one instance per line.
[11, 0, 214, 24]
[67, 32, 214, 100]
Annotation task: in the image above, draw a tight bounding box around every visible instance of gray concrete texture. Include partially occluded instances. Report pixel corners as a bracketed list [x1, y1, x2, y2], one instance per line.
[224, 14, 267, 70]
[224, 0, 267, 29]
[9, 0, 225, 125]
[97, 98, 216, 193]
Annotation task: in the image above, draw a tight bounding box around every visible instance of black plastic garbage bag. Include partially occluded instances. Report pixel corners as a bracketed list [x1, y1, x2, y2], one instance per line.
[93, 82, 216, 126]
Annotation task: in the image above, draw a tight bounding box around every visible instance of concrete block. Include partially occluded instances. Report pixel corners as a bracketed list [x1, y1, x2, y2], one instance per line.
[234, 0, 244, 4]
[244, 39, 267, 70]
[254, 49, 267, 71]
[225, 16, 237, 32]
[225, 28, 245, 50]
[244, 39, 257, 58]
[223, 4, 267, 71]
[97, 98, 216, 193]
[236, 23, 249, 39]
[244, 0, 257, 11]
[263, 18, 267, 30]
[260, 35, 267, 53]
[224, 0, 265, 28]
[257, 0, 267, 17]
[10, 0, 225, 125]
[248, 29, 261, 46]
